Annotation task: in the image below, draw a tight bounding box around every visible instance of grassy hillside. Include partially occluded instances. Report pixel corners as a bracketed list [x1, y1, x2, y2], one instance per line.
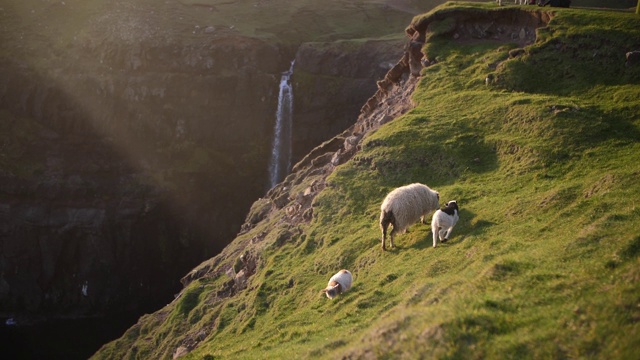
[95, 3, 640, 359]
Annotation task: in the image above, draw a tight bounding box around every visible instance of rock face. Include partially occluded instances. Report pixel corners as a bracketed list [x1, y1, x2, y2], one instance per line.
[0, 34, 288, 317]
[0, 4, 407, 320]
[291, 39, 404, 162]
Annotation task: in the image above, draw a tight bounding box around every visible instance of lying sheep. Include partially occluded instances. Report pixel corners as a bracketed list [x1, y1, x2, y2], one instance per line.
[322, 269, 352, 299]
[431, 200, 460, 248]
[380, 183, 440, 250]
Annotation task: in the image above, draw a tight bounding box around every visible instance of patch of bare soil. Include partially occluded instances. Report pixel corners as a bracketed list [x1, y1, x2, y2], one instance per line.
[449, 13, 547, 48]
[409, 8, 553, 48]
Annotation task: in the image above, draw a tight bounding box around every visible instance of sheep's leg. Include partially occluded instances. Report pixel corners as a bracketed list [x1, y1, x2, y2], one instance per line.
[380, 211, 392, 251]
[438, 228, 447, 241]
[381, 224, 387, 251]
[441, 226, 453, 242]
[432, 225, 439, 248]
[443, 227, 454, 242]
[390, 229, 396, 249]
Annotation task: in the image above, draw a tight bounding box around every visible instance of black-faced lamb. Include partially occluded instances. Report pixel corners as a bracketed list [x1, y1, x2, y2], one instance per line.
[379, 183, 440, 250]
[322, 269, 352, 299]
[431, 200, 460, 248]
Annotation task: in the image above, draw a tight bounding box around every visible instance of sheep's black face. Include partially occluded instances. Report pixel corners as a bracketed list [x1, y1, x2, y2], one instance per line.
[441, 200, 459, 216]
[324, 284, 342, 299]
[326, 287, 338, 299]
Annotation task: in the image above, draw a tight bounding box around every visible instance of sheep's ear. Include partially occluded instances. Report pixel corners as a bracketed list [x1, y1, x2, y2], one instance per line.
[321, 288, 327, 294]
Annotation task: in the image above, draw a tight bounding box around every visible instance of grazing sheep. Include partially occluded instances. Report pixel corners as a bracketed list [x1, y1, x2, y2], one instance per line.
[322, 269, 353, 299]
[380, 183, 440, 250]
[431, 200, 460, 248]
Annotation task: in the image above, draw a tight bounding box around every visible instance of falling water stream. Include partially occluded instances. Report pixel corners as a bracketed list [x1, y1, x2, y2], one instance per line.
[268, 60, 295, 189]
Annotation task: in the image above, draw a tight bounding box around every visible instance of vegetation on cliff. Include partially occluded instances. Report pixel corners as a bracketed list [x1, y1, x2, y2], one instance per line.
[95, 3, 640, 359]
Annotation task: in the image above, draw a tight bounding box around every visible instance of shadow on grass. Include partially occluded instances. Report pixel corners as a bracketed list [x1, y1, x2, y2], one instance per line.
[459, 208, 496, 236]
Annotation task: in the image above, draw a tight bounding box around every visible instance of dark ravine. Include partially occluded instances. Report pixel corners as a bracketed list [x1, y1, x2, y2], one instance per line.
[0, 35, 406, 321]
[0, 38, 286, 319]
[0, 6, 410, 360]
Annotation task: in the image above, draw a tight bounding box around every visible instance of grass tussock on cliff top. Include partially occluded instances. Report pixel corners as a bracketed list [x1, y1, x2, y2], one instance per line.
[94, 4, 640, 359]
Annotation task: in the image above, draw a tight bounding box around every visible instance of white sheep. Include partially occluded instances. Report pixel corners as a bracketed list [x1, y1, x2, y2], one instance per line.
[322, 269, 352, 299]
[379, 183, 440, 250]
[431, 200, 460, 248]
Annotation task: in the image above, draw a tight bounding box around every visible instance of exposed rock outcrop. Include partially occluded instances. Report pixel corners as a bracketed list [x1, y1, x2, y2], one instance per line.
[406, 6, 551, 48]
[292, 39, 405, 161]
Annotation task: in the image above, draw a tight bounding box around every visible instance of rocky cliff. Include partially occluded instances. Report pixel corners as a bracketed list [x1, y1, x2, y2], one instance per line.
[0, 0, 414, 321]
[291, 39, 405, 161]
[0, 33, 284, 318]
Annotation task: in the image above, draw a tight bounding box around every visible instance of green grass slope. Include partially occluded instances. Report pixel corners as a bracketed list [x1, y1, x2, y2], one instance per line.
[95, 3, 640, 359]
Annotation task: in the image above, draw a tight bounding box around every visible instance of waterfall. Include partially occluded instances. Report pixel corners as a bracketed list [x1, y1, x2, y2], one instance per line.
[268, 60, 295, 189]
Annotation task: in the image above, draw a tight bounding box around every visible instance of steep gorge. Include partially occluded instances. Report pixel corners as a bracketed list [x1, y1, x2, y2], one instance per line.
[0, 34, 285, 318]
[0, 0, 410, 324]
